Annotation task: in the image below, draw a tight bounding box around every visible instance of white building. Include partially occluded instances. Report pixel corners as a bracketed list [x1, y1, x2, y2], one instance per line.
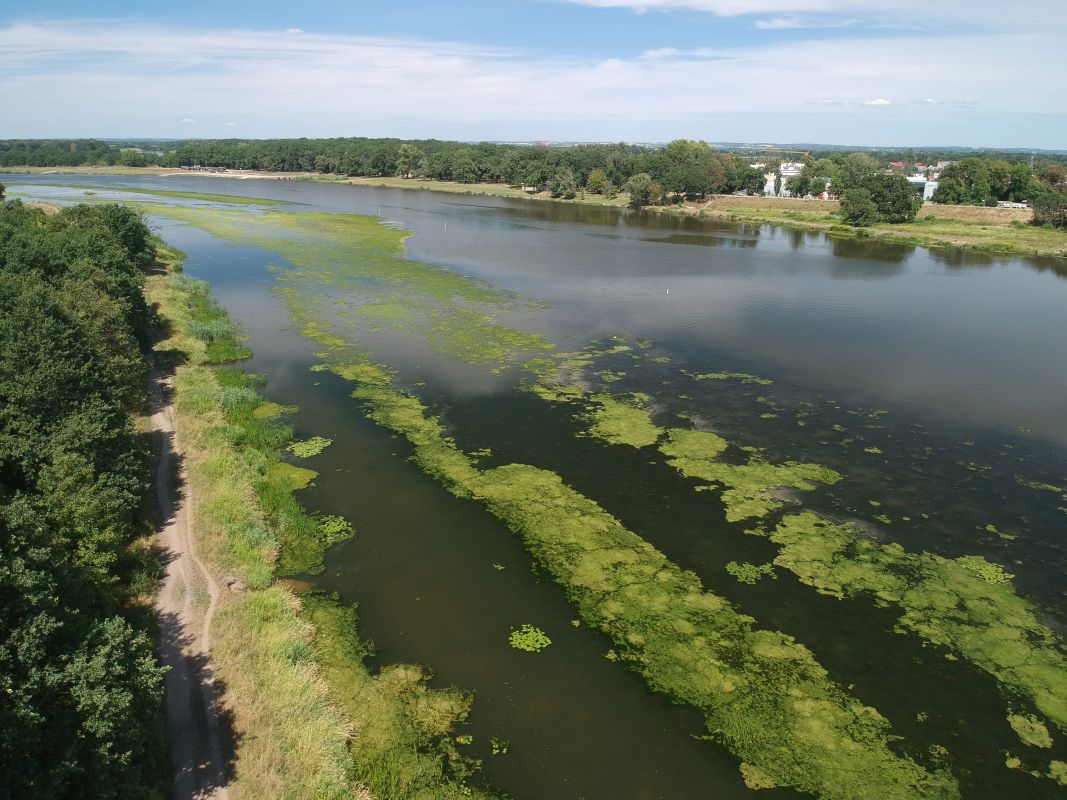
[906, 175, 939, 201]
[764, 162, 806, 197]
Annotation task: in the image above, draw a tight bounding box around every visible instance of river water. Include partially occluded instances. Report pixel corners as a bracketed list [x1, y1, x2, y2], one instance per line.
[8, 174, 1067, 799]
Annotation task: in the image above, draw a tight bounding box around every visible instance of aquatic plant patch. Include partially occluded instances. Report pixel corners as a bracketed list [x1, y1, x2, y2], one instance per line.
[299, 349, 959, 800]
[287, 436, 333, 458]
[725, 561, 777, 584]
[769, 512, 1067, 735]
[509, 624, 553, 652]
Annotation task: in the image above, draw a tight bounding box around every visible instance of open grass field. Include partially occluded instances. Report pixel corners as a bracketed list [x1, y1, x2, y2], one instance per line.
[690, 195, 1066, 259]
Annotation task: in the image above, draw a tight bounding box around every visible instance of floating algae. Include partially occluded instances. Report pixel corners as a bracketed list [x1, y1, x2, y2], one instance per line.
[582, 394, 662, 449]
[686, 370, 774, 386]
[509, 625, 552, 653]
[659, 428, 841, 522]
[538, 389, 841, 522]
[725, 561, 777, 584]
[139, 204, 555, 370]
[306, 354, 958, 800]
[288, 436, 333, 458]
[769, 512, 1067, 735]
[1008, 714, 1054, 748]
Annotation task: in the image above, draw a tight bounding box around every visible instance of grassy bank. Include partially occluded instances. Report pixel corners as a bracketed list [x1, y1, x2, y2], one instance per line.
[677, 195, 1067, 259]
[147, 243, 493, 800]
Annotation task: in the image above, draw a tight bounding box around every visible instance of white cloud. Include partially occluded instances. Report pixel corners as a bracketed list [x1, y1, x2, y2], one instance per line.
[180, 117, 195, 123]
[556, 0, 1066, 33]
[864, 98, 891, 106]
[285, 28, 304, 35]
[225, 121, 238, 126]
[923, 97, 939, 104]
[754, 16, 855, 29]
[556, 0, 823, 15]
[0, 19, 1062, 144]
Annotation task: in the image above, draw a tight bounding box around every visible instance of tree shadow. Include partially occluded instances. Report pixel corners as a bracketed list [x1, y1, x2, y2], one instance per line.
[157, 609, 240, 797]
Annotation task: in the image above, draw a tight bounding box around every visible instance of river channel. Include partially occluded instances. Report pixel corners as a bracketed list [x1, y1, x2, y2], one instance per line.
[8, 174, 1067, 799]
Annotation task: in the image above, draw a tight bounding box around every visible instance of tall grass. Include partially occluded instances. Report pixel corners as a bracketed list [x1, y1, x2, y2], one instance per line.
[147, 247, 489, 799]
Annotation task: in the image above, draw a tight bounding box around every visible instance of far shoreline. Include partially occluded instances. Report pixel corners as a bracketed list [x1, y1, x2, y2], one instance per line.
[4, 164, 1064, 259]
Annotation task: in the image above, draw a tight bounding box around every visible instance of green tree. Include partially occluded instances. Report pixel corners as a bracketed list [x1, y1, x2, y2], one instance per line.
[548, 168, 577, 199]
[395, 143, 426, 178]
[1033, 190, 1067, 228]
[832, 153, 879, 195]
[0, 182, 5, 201]
[931, 177, 966, 205]
[451, 152, 478, 183]
[586, 168, 609, 194]
[623, 173, 660, 208]
[860, 174, 921, 223]
[840, 188, 881, 227]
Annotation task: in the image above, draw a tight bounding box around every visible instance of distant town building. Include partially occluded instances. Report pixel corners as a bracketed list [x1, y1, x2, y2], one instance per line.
[906, 175, 939, 201]
[763, 162, 805, 197]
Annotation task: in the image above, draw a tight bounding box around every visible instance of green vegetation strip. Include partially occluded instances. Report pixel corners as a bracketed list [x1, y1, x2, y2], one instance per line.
[558, 387, 1067, 742]
[135, 203, 554, 371]
[150, 249, 487, 799]
[767, 512, 1067, 737]
[13, 183, 287, 205]
[304, 347, 957, 799]
[543, 383, 841, 522]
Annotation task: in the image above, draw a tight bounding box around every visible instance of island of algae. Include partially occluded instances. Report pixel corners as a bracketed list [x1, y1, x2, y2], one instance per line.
[769, 512, 1067, 737]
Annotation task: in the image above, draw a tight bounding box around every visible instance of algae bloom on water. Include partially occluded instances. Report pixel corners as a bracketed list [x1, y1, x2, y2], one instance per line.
[509, 624, 552, 652]
[288, 436, 333, 458]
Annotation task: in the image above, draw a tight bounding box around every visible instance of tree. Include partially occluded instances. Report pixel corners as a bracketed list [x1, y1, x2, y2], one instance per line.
[586, 168, 609, 194]
[450, 152, 478, 183]
[0, 182, 5, 201]
[734, 165, 766, 195]
[623, 173, 660, 208]
[831, 153, 879, 195]
[548, 168, 577, 199]
[660, 139, 718, 198]
[932, 177, 966, 205]
[860, 174, 921, 223]
[1033, 190, 1067, 228]
[840, 188, 881, 227]
[395, 143, 425, 178]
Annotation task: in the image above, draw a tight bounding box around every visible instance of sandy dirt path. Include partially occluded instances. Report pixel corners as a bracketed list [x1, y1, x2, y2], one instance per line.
[151, 370, 231, 800]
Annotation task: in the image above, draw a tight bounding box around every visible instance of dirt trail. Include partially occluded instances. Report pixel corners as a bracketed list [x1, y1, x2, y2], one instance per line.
[151, 369, 231, 800]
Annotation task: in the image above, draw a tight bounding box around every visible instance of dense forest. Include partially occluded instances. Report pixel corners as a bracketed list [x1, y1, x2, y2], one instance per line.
[0, 196, 167, 798]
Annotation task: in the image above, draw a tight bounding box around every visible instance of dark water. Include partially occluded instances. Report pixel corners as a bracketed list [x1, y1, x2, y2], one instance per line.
[8, 174, 1067, 799]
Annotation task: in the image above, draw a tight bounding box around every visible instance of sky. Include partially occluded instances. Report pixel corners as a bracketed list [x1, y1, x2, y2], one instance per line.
[1, 0, 1065, 148]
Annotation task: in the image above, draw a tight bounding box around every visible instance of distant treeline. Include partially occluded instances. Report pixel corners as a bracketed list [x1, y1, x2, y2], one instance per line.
[3, 137, 1066, 221]
[0, 139, 150, 167]
[0, 197, 167, 797]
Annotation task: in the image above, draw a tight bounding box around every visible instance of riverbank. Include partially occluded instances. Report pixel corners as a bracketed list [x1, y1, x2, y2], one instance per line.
[146, 242, 493, 800]
[12, 165, 1063, 258]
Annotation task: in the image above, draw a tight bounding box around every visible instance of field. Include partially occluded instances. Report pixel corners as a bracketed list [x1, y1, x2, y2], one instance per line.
[691, 195, 1066, 259]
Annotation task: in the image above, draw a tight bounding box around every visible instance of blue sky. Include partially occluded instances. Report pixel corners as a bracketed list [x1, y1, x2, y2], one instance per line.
[2, 0, 1065, 147]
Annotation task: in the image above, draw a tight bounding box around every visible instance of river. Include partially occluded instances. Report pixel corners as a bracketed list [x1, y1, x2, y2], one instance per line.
[7, 174, 1067, 799]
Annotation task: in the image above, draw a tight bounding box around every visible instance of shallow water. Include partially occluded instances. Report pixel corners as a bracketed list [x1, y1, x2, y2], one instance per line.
[8, 174, 1067, 799]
